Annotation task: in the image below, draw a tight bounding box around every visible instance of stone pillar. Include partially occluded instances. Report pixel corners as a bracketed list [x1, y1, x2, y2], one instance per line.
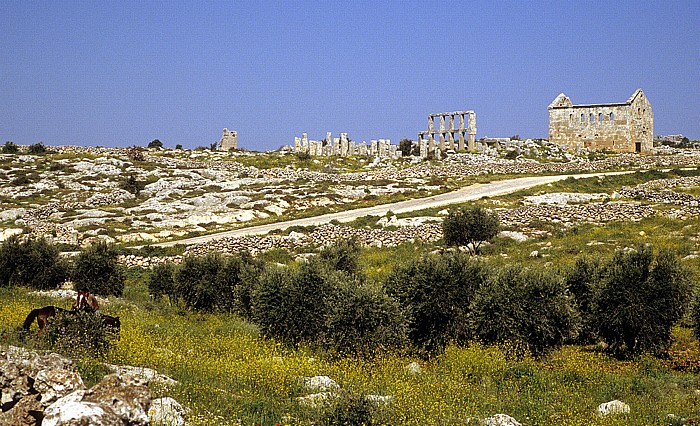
[370, 140, 378, 156]
[294, 137, 301, 152]
[449, 115, 455, 131]
[448, 132, 455, 150]
[459, 114, 465, 131]
[219, 128, 238, 151]
[458, 133, 465, 151]
[467, 112, 477, 151]
[428, 116, 434, 132]
[420, 138, 428, 159]
[439, 115, 445, 132]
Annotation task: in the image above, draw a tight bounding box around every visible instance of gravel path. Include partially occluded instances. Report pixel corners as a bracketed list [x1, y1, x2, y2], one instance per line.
[158, 171, 631, 247]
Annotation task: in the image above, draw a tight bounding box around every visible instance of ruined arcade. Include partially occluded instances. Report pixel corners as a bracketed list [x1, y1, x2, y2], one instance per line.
[548, 89, 653, 153]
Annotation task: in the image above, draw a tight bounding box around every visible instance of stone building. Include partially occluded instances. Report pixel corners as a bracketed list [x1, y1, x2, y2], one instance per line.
[218, 128, 238, 151]
[548, 89, 653, 153]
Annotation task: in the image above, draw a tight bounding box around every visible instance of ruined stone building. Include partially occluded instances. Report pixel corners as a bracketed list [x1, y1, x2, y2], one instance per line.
[417, 111, 477, 158]
[548, 89, 653, 153]
[218, 128, 238, 151]
[290, 132, 400, 159]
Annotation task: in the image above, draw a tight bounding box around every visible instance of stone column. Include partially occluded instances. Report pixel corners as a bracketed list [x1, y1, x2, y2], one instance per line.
[302, 133, 309, 152]
[449, 115, 455, 131]
[458, 133, 465, 151]
[467, 112, 477, 151]
[294, 137, 301, 152]
[428, 116, 434, 132]
[459, 114, 465, 131]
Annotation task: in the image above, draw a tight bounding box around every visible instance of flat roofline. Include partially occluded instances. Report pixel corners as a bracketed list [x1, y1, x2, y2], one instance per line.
[551, 102, 629, 109]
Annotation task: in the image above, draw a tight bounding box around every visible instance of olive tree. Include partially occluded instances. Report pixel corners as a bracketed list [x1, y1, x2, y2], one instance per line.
[442, 205, 500, 254]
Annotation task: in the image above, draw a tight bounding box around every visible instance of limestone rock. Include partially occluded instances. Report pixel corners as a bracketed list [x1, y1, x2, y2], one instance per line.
[405, 361, 422, 374]
[81, 374, 151, 425]
[0, 228, 23, 242]
[33, 366, 85, 406]
[596, 400, 630, 417]
[0, 394, 43, 425]
[303, 376, 339, 392]
[148, 397, 187, 426]
[484, 413, 522, 426]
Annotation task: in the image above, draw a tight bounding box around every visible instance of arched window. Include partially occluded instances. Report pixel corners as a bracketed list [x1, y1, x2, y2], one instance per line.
[581, 113, 585, 122]
[609, 112, 615, 122]
[590, 113, 594, 122]
[569, 114, 573, 123]
[599, 113, 603, 122]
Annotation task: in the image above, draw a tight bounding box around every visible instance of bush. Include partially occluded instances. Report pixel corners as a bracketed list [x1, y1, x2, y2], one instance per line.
[147, 139, 163, 149]
[385, 252, 488, 353]
[148, 262, 176, 301]
[120, 174, 145, 196]
[174, 253, 227, 312]
[295, 151, 311, 161]
[399, 139, 413, 157]
[594, 246, 693, 356]
[565, 256, 603, 344]
[27, 142, 47, 155]
[253, 259, 335, 346]
[442, 205, 499, 254]
[325, 280, 407, 355]
[468, 266, 579, 356]
[0, 236, 68, 289]
[318, 239, 361, 276]
[1, 141, 19, 153]
[72, 242, 125, 296]
[42, 310, 117, 359]
[320, 392, 378, 426]
[172, 252, 263, 314]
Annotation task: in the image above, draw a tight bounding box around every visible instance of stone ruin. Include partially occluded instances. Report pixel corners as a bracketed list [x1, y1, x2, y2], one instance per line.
[218, 128, 238, 151]
[418, 110, 477, 158]
[548, 88, 653, 153]
[290, 132, 401, 159]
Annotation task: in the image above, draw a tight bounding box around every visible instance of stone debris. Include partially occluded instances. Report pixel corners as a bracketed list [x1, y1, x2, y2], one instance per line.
[148, 397, 188, 426]
[596, 400, 630, 417]
[303, 376, 339, 392]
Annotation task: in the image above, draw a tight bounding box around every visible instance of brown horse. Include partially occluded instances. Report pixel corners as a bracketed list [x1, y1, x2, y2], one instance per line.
[23, 306, 120, 335]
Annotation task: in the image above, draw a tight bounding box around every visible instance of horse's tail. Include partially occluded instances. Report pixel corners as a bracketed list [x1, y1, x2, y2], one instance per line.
[23, 309, 40, 330]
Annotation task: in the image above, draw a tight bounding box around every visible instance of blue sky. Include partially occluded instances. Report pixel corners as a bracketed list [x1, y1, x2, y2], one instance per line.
[1, 1, 698, 151]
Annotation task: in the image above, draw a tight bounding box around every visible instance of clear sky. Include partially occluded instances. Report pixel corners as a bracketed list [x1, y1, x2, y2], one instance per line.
[1, 1, 698, 151]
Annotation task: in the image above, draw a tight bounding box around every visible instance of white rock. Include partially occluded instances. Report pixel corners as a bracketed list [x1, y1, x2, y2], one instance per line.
[0, 208, 25, 221]
[365, 394, 393, 405]
[405, 361, 422, 374]
[499, 231, 528, 242]
[596, 400, 630, 417]
[0, 228, 24, 241]
[296, 392, 337, 408]
[529, 250, 539, 258]
[42, 400, 111, 426]
[304, 375, 339, 392]
[149, 397, 187, 426]
[484, 413, 522, 426]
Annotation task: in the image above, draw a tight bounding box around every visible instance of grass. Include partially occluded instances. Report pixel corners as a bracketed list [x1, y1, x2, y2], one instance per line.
[3, 282, 699, 425]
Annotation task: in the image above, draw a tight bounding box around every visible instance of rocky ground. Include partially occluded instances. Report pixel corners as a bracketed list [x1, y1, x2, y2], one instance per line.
[1, 143, 700, 255]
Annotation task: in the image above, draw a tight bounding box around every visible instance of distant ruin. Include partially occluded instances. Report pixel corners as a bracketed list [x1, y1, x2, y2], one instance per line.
[290, 132, 401, 159]
[548, 89, 653, 153]
[418, 111, 477, 158]
[218, 128, 238, 151]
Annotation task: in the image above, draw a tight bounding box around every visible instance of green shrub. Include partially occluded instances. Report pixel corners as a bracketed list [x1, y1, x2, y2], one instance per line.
[325, 280, 407, 355]
[318, 239, 361, 276]
[147, 139, 163, 149]
[385, 252, 488, 353]
[0, 236, 68, 289]
[27, 142, 47, 155]
[442, 205, 499, 254]
[565, 256, 603, 344]
[253, 259, 335, 346]
[172, 252, 263, 314]
[148, 262, 176, 301]
[72, 242, 125, 296]
[594, 246, 693, 357]
[120, 174, 146, 196]
[42, 310, 117, 359]
[1, 141, 19, 154]
[320, 392, 378, 426]
[468, 266, 579, 356]
[174, 253, 226, 312]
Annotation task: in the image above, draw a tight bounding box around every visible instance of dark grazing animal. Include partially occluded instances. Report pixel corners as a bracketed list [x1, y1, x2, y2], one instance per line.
[23, 306, 120, 335]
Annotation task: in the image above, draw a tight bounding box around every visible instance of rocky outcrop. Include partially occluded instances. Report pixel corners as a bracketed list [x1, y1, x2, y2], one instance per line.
[0, 346, 183, 426]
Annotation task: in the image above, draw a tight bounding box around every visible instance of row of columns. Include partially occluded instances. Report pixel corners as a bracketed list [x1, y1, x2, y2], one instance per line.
[418, 111, 477, 153]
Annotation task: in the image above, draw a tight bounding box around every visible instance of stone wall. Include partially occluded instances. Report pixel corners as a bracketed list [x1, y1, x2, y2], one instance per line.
[548, 89, 653, 153]
[218, 128, 238, 151]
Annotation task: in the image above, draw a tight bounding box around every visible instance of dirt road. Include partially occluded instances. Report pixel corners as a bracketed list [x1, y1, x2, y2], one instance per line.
[158, 171, 630, 247]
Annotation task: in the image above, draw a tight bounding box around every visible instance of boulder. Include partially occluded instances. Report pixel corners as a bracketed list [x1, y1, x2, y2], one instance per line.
[148, 397, 187, 426]
[303, 376, 339, 392]
[596, 400, 630, 417]
[484, 413, 522, 426]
